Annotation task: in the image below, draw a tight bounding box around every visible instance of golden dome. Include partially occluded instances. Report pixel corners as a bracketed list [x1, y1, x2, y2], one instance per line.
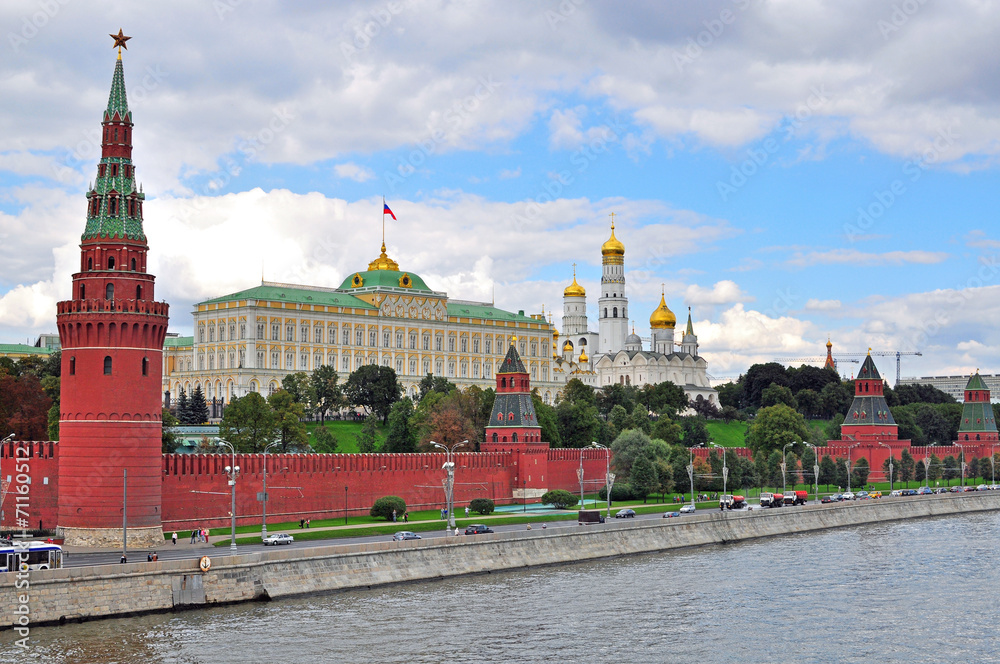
[564, 274, 586, 298]
[562, 340, 573, 352]
[552, 328, 560, 339]
[601, 220, 625, 257]
[649, 293, 676, 329]
[579, 349, 589, 363]
[367, 242, 400, 271]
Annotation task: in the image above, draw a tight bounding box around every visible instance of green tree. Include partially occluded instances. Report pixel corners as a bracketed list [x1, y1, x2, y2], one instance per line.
[915, 404, 952, 445]
[753, 451, 769, 491]
[819, 455, 837, 489]
[310, 365, 342, 422]
[630, 454, 659, 503]
[176, 389, 191, 424]
[630, 403, 652, 433]
[680, 416, 709, 447]
[835, 457, 850, 490]
[715, 381, 744, 410]
[609, 404, 630, 433]
[541, 489, 580, 509]
[383, 398, 418, 453]
[469, 498, 495, 515]
[561, 378, 597, 407]
[745, 404, 810, 457]
[531, 391, 561, 447]
[767, 449, 783, 488]
[555, 399, 601, 449]
[852, 457, 870, 487]
[927, 453, 942, 483]
[967, 457, 979, 483]
[219, 392, 277, 453]
[655, 458, 676, 499]
[820, 381, 853, 418]
[652, 415, 682, 445]
[356, 417, 380, 453]
[796, 388, 821, 418]
[162, 408, 179, 453]
[800, 447, 817, 486]
[370, 496, 406, 521]
[761, 383, 797, 410]
[281, 371, 311, 406]
[690, 395, 720, 419]
[268, 389, 308, 452]
[899, 448, 915, 487]
[596, 383, 636, 417]
[312, 425, 339, 453]
[344, 365, 402, 423]
[942, 455, 958, 483]
[189, 385, 209, 424]
[418, 373, 457, 400]
[915, 457, 926, 484]
[742, 363, 790, 408]
[610, 429, 653, 480]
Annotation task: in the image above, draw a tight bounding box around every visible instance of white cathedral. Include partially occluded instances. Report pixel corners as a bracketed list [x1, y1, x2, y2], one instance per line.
[552, 219, 718, 405]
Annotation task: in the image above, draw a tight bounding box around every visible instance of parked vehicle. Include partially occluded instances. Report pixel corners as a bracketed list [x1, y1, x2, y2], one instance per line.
[262, 533, 294, 546]
[615, 508, 636, 519]
[856, 491, 870, 500]
[869, 491, 882, 499]
[977, 485, 989, 491]
[901, 489, 918, 496]
[392, 531, 421, 541]
[842, 492, 855, 500]
[578, 509, 606, 525]
[890, 490, 902, 497]
[464, 524, 494, 535]
[936, 487, 949, 494]
[821, 496, 835, 504]
[830, 493, 844, 501]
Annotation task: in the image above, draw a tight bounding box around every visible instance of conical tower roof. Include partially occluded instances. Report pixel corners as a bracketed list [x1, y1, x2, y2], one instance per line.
[966, 372, 989, 391]
[857, 353, 881, 380]
[498, 339, 527, 374]
[105, 57, 131, 123]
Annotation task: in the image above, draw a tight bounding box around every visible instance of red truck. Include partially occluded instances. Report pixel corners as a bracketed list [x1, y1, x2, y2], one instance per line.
[782, 490, 809, 506]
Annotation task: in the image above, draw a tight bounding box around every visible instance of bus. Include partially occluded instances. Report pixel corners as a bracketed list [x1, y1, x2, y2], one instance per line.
[0, 540, 63, 572]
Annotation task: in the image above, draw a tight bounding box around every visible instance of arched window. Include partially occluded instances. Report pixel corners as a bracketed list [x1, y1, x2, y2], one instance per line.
[508, 412, 514, 421]
[492, 432, 498, 442]
[136, 285, 142, 299]
[131, 258, 137, 271]
[142, 357, 149, 376]
[613, 307, 618, 318]
[69, 356, 76, 375]
[512, 433, 518, 442]
[501, 377, 507, 388]
[106, 283, 114, 300]
[107, 256, 115, 269]
[80, 284, 86, 299]
[87, 257, 93, 270]
[103, 356, 112, 375]
[497, 413, 503, 421]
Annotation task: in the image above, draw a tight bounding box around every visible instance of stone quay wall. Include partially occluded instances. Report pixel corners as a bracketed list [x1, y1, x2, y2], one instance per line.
[3, 492, 999, 628]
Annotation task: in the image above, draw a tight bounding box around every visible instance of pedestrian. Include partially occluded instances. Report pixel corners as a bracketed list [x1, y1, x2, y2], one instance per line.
[392, 509, 397, 522]
[202, 528, 208, 543]
[190, 530, 197, 544]
[465, 506, 469, 517]
[120, 554, 127, 564]
[171, 531, 177, 545]
[299, 518, 305, 529]
[454, 527, 460, 536]
[403, 512, 408, 523]
[147, 552, 153, 562]
[441, 508, 446, 519]
[152, 552, 158, 562]
[306, 518, 311, 528]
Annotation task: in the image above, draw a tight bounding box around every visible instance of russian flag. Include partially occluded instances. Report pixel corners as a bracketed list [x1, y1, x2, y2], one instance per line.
[383, 202, 396, 220]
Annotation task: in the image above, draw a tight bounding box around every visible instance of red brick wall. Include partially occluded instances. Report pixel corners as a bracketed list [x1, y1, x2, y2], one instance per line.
[0, 441, 59, 532]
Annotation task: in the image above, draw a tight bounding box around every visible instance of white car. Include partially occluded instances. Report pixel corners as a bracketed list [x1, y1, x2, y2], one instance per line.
[679, 504, 696, 514]
[842, 492, 855, 500]
[262, 533, 294, 546]
[890, 490, 902, 497]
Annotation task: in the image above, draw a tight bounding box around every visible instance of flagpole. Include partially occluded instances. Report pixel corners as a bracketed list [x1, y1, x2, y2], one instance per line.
[381, 196, 386, 248]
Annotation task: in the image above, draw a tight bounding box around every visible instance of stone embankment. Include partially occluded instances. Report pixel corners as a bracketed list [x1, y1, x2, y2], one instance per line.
[4, 492, 999, 627]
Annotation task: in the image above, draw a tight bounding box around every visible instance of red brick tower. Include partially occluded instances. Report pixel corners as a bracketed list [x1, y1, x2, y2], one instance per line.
[956, 371, 998, 443]
[56, 35, 169, 547]
[482, 338, 549, 500]
[839, 352, 901, 444]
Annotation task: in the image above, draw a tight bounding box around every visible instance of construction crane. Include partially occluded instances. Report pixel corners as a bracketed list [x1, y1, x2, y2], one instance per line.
[834, 350, 923, 384]
[774, 356, 859, 367]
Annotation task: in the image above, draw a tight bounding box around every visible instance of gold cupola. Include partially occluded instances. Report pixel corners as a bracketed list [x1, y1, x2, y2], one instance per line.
[367, 242, 400, 271]
[649, 292, 676, 329]
[601, 218, 625, 257]
[564, 265, 586, 298]
[579, 348, 589, 363]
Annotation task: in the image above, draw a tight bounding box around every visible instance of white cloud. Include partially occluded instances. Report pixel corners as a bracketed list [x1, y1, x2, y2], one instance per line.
[684, 280, 752, 306]
[787, 249, 949, 267]
[804, 298, 842, 311]
[498, 167, 521, 179]
[333, 162, 375, 182]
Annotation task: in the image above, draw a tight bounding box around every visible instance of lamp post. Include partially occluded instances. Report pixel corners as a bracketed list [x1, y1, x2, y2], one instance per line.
[877, 442, 894, 493]
[688, 443, 703, 508]
[846, 443, 860, 495]
[781, 442, 794, 497]
[709, 442, 727, 504]
[954, 442, 967, 487]
[577, 447, 586, 510]
[430, 439, 467, 532]
[591, 442, 611, 518]
[804, 442, 819, 504]
[922, 454, 931, 488]
[261, 441, 280, 538]
[214, 438, 240, 554]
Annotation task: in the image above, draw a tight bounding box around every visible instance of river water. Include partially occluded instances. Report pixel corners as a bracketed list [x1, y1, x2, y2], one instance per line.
[3, 511, 1000, 664]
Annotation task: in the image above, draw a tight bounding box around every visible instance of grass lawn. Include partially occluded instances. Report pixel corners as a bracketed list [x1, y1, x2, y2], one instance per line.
[705, 420, 748, 446]
[304, 420, 386, 453]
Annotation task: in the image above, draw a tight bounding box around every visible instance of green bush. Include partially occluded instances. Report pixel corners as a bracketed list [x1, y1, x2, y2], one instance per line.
[541, 489, 579, 509]
[598, 483, 635, 501]
[369, 496, 407, 521]
[469, 498, 495, 515]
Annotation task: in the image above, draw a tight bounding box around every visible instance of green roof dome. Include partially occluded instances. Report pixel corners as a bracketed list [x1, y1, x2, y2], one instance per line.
[338, 269, 432, 292]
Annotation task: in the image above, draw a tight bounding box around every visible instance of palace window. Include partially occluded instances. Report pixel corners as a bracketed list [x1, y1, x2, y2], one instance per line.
[370, 330, 378, 346]
[461, 362, 468, 377]
[531, 342, 537, 357]
[198, 354, 205, 370]
[448, 362, 455, 377]
[257, 323, 264, 339]
[286, 352, 294, 369]
[423, 335, 430, 350]
[473, 363, 480, 378]
[286, 325, 294, 342]
[315, 353, 322, 367]
[448, 337, 455, 352]
[473, 338, 480, 353]
[342, 328, 350, 345]
[396, 333, 403, 348]
[208, 325, 215, 342]
[383, 331, 391, 347]
[257, 351, 264, 367]
[435, 336, 443, 351]
[485, 338, 491, 354]
[240, 324, 246, 340]
[271, 324, 279, 341]
[435, 360, 443, 375]
[410, 334, 417, 349]
[423, 359, 430, 374]
[315, 327, 323, 343]
[301, 326, 308, 342]
[520, 341, 526, 355]
[342, 356, 350, 371]
[300, 353, 308, 369]
[396, 359, 403, 373]
[356, 330, 363, 346]
[410, 360, 417, 375]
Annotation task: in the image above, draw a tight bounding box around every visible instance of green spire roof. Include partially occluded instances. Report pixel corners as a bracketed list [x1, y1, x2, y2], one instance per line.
[105, 57, 131, 122]
[966, 372, 989, 391]
[685, 307, 694, 335]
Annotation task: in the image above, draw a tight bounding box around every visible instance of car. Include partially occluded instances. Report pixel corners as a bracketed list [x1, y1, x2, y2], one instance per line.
[615, 508, 636, 518]
[936, 487, 949, 494]
[949, 486, 963, 493]
[262, 533, 294, 546]
[869, 491, 882, 499]
[856, 491, 870, 500]
[830, 493, 844, 502]
[662, 511, 681, 518]
[842, 492, 855, 500]
[977, 485, 989, 491]
[821, 496, 835, 503]
[902, 489, 918, 496]
[464, 524, 494, 535]
[679, 504, 696, 514]
[392, 531, 421, 541]
[890, 490, 902, 497]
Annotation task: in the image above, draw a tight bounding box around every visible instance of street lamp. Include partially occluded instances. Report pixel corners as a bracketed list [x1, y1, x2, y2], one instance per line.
[709, 442, 728, 506]
[688, 443, 703, 508]
[591, 442, 611, 518]
[954, 442, 967, 487]
[877, 442, 894, 493]
[214, 438, 240, 554]
[430, 439, 467, 532]
[804, 442, 819, 503]
[261, 441, 280, 538]
[846, 443, 860, 494]
[781, 442, 794, 497]
[922, 454, 931, 488]
[577, 447, 586, 510]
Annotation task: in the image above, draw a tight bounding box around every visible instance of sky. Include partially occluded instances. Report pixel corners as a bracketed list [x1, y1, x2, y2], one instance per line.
[2, 0, 1000, 384]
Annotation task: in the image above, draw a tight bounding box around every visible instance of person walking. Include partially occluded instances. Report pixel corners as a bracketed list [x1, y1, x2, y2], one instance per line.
[171, 532, 177, 545]
[190, 530, 197, 544]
